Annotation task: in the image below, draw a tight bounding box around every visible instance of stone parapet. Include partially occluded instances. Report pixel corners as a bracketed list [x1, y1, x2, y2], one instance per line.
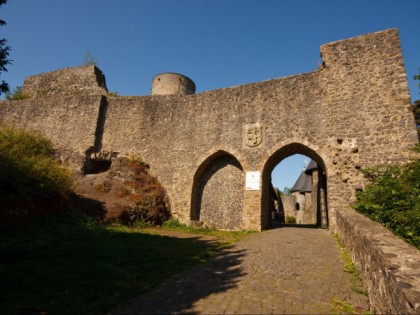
[336, 207, 420, 314]
[21, 65, 108, 98]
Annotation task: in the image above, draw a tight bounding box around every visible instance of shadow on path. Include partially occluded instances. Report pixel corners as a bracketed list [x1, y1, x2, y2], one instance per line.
[112, 228, 371, 315]
[111, 245, 247, 314]
[270, 222, 320, 229]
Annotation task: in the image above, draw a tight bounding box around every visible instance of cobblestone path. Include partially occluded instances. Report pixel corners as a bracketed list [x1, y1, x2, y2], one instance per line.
[111, 227, 369, 314]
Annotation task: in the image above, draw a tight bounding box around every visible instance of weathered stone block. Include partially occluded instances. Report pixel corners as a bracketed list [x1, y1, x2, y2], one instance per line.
[21, 65, 108, 98]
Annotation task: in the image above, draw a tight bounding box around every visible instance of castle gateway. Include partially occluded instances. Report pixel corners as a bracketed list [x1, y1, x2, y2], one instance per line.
[0, 29, 418, 231]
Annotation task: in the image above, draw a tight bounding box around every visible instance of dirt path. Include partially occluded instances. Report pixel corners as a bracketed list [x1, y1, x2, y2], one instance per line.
[111, 227, 369, 314]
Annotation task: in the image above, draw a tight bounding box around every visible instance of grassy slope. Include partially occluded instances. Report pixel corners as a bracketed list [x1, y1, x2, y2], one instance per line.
[0, 212, 237, 315]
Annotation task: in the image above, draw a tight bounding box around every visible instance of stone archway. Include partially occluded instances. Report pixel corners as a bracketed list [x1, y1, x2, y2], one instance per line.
[190, 151, 244, 230]
[261, 143, 328, 230]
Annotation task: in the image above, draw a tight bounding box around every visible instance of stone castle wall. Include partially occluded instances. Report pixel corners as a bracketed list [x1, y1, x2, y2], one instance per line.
[337, 207, 420, 314]
[0, 28, 419, 313]
[21, 65, 108, 98]
[1, 29, 417, 231]
[193, 155, 244, 229]
[0, 95, 106, 171]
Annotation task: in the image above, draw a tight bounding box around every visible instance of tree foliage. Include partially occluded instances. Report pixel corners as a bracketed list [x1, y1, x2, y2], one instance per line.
[414, 68, 420, 139]
[414, 67, 420, 91]
[353, 150, 420, 248]
[83, 51, 98, 67]
[283, 187, 292, 195]
[0, 0, 11, 95]
[413, 100, 420, 140]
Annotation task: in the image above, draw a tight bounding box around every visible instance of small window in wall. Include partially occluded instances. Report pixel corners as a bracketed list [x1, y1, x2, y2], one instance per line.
[295, 202, 300, 211]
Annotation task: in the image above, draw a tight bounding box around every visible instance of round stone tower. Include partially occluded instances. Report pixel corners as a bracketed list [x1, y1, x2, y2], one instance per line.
[151, 73, 196, 96]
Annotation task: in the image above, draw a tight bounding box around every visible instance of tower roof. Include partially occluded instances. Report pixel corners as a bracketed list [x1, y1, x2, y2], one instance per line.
[290, 171, 312, 193]
[290, 160, 318, 193]
[305, 160, 318, 174]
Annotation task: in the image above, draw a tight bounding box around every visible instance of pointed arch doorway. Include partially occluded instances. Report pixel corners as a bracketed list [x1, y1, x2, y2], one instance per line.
[262, 143, 328, 230]
[190, 151, 244, 230]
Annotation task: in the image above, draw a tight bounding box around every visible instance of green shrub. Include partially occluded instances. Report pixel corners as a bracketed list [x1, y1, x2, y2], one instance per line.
[108, 91, 119, 97]
[285, 215, 296, 224]
[0, 126, 72, 201]
[5, 86, 31, 100]
[412, 143, 420, 153]
[353, 157, 420, 248]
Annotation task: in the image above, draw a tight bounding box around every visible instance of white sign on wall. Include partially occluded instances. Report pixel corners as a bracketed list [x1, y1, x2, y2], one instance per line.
[246, 171, 261, 191]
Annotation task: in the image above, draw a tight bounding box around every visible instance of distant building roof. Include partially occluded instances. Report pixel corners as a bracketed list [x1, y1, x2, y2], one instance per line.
[290, 171, 312, 193]
[290, 160, 318, 193]
[305, 160, 318, 174]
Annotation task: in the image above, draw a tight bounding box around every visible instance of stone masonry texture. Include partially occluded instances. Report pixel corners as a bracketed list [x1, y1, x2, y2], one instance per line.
[194, 154, 244, 230]
[21, 65, 108, 98]
[0, 28, 419, 313]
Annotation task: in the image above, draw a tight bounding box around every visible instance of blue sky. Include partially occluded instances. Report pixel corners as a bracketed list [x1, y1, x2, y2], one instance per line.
[1, 0, 419, 190]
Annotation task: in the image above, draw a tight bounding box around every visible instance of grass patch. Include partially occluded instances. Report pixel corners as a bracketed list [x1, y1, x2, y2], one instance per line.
[334, 234, 368, 296]
[330, 299, 357, 314]
[330, 299, 373, 315]
[160, 218, 256, 246]
[0, 211, 230, 315]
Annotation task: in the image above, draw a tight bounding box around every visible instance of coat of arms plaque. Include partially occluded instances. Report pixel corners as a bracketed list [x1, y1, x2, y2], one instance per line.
[244, 124, 262, 147]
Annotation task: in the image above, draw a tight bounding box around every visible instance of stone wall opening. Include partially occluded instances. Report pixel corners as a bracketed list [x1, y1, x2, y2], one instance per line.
[190, 151, 244, 230]
[262, 143, 328, 229]
[83, 158, 112, 174]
